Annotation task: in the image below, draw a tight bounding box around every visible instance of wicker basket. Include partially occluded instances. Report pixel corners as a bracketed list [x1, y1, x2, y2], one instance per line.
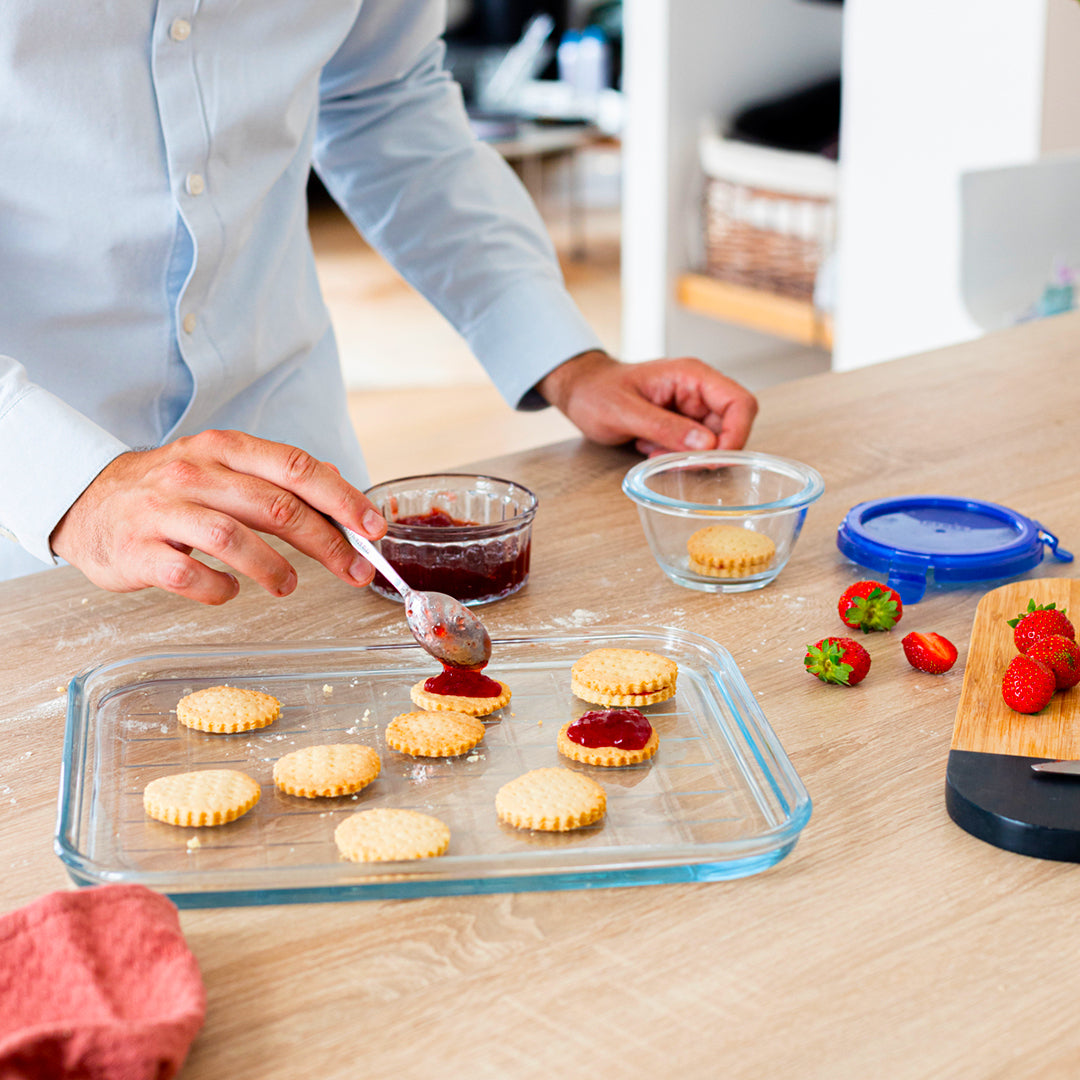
[699, 130, 838, 302]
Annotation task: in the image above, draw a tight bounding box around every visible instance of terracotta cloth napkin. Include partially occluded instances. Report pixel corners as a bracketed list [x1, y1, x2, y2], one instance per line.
[0, 884, 205, 1080]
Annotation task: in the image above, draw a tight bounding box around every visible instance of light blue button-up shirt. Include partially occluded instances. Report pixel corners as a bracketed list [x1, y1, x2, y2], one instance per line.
[0, 0, 601, 580]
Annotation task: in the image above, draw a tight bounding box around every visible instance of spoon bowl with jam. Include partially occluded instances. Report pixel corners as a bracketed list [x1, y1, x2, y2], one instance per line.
[334, 521, 492, 670]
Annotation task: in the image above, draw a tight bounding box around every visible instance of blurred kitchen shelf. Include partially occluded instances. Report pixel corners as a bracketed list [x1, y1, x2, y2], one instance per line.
[675, 273, 833, 350]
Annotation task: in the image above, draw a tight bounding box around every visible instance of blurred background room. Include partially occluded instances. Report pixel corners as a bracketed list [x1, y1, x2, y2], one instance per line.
[309, 0, 1080, 482]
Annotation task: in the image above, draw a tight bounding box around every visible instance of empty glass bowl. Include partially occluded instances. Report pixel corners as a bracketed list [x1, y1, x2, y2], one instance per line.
[622, 450, 825, 593]
[363, 473, 538, 606]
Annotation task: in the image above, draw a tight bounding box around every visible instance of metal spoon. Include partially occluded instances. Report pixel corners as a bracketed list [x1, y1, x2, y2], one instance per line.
[334, 521, 492, 670]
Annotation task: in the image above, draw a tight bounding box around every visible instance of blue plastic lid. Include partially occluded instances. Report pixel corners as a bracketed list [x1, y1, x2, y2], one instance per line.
[836, 495, 1073, 604]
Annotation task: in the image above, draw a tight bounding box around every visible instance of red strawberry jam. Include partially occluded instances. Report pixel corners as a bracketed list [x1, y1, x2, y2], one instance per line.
[394, 509, 470, 527]
[424, 665, 503, 697]
[566, 709, 652, 750]
[374, 508, 532, 604]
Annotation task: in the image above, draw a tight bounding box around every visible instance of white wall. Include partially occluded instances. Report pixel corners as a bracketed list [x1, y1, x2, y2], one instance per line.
[622, 0, 1080, 375]
[831, 0, 1048, 370]
[956, 0, 1080, 334]
[1041, 0, 1080, 154]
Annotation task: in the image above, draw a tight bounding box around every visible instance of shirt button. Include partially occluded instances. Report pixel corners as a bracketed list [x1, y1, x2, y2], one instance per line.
[182, 313, 198, 334]
[186, 172, 205, 196]
[170, 18, 191, 42]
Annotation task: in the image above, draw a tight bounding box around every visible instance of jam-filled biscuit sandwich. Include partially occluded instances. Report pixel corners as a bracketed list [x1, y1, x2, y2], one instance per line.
[686, 524, 775, 579]
[570, 648, 677, 707]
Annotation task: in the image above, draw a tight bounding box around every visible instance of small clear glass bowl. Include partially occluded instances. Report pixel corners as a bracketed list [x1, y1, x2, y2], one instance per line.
[622, 450, 825, 593]
[363, 473, 538, 606]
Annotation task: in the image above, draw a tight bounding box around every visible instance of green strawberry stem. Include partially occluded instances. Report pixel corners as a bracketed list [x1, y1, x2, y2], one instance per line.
[806, 641, 854, 684]
[1008, 599, 1067, 628]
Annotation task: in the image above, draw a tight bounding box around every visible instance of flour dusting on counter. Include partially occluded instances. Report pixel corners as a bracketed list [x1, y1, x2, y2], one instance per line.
[54, 618, 225, 651]
[512, 609, 602, 634]
[5, 694, 65, 728]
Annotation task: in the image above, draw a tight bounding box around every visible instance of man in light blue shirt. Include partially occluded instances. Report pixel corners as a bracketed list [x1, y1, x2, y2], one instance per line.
[0, 0, 757, 604]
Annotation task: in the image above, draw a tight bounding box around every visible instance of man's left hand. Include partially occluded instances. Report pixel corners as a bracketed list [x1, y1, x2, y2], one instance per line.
[536, 350, 758, 456]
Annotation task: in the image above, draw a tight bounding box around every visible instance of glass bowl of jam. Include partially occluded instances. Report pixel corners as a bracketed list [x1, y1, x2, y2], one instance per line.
[364, 473, 538, 606]
[622, 450, 824, 593]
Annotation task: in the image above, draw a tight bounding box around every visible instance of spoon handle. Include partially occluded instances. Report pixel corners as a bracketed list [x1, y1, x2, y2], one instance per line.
[332, 520, 411, 599]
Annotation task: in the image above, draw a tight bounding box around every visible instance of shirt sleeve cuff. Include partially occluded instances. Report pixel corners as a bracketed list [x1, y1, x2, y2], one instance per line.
[462, 276, 605, 411]
[0, 382, 129, 565]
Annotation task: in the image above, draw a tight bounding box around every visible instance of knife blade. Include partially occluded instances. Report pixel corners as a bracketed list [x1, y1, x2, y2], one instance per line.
[1031, 760, 1080, 777]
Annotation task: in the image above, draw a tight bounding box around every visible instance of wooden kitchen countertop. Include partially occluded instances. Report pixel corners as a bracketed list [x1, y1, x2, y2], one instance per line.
[3, 312, 1080, 1079]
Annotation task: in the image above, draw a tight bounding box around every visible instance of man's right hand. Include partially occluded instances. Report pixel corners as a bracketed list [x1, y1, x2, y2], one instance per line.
[49, 429, 385, 605]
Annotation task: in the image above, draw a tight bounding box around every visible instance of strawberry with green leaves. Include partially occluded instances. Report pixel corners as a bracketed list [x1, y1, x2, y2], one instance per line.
[838, 580, 903, 633]
[1025, 634, 1080, 691]
[805, 637, 872, 686]
[1008, 600, 1075, 654]
[901, 632, 958, 674]
[1001, 654, 1057, 713]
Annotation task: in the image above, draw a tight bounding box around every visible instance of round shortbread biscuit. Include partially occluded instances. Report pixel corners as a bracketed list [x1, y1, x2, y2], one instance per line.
[176, 685, 280, 734]
[495, 767, 606, 832]
[143, 769, 261, 827]
[408, 679, 511, 717]
[334, 808, 450, 862]
[686, 524, 775, 577]
[568, 679, 676, 708]
[557, 719, 660, 768]
[570, 648, 677, 707]
[385, 710, 486, 757]
[272, 744, 381, 798]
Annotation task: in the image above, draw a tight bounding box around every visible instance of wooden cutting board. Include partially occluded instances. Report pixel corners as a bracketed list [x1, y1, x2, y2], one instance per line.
[946, 577, 1080, 861]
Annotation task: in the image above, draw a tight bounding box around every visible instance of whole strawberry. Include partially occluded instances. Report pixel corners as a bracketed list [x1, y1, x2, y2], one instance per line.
[838, 580, 903, 633]
[1008, 600, 1075, 654]
[1001, 654, 1056, 714]
[805, 637, 871, 686]
[1025, 634, 1080, 690]
[901, 631, 958, 674]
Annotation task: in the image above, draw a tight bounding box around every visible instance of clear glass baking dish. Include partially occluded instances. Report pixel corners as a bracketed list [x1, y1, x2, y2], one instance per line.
[55, 628, 811, 907]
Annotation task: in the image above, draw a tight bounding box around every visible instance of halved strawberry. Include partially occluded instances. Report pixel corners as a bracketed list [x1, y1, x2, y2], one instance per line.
[1007, 600, 1075, 654]
[1025, 634, 1080, 690]
[804, 637, 871, 686]
[1001, 654, 1056, 714]
[901, 632, 958, 675]
[838, 580, 903, 633]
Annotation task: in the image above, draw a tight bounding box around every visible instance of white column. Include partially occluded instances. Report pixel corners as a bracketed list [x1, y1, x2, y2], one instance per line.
[833, 0, 1048, 370]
